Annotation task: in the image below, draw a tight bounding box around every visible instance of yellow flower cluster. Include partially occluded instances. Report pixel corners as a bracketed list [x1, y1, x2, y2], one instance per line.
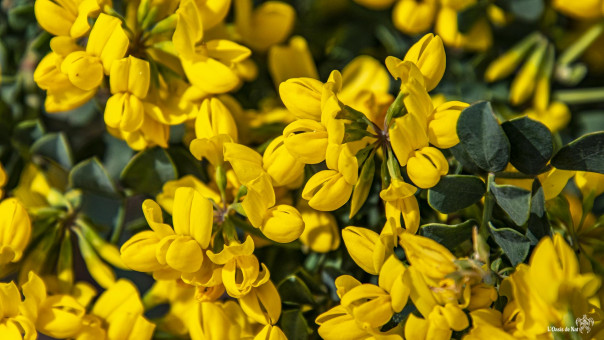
[2, 0, 603, 338]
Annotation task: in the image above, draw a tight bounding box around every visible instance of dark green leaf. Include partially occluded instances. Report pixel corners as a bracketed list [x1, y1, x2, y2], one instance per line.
[491, 183, 531, 226]
[457, 101, 510, 172]
[489, 223, 530, 266]
[527, 180, 550, 244]
[120, 148, 177, 195]
[278, 275, 315, 305]
[551, 132, 604, 174]
[428, 175, 486, 213]
[508, 0, 544, 22]
[280, 309, 311, 340]
[502, 117, 552, 175]
[69, 158, 119, 197]
[419, 219, 476, 251]
[31, 133, 73, 169]
[12, 119, 44, 149]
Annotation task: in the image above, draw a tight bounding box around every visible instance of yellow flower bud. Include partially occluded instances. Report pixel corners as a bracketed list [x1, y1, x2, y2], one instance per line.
[279, 78, 323, 120]
[552, 0, 604, 20]
[340, 284, 393, 328]
[0, 198, 31, 265]
[399, 232, 457, 283]
[195, 97, 239, 142]
[485, 34, 540, 82]
[392, 0, 437, 35]
[239, 280, 282, 325]
[261, 204, 305, 243]
[254, 324, 288, 340]
[510, 40, 548, 105]
[37, 295, 86, 338]
[263, 136, 305, 187]
[268, 36, 319, 88]
[428, 101, 469, 149]
[156, 175, 222, 214]
[235, 0, 295, 51]
[435, 7, 492, 51]
[342, 226, 394, 275]
[406, 146, 449, 189]
[404, 33, 446, 91]
[299, 208, 340, 253]
[302, 170, 353, 211]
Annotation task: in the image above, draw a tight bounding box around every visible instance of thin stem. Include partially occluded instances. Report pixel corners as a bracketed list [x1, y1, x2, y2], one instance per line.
[558, 20, 604, 67]
[480, 173, 496, 240]
[553, 87, 604, 104]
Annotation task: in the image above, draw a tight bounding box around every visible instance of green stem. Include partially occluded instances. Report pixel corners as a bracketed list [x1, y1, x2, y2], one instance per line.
[110, 202, 126, 244]
[480, 173, 496, 240]
[558, 20, 604, 67]
[553, 87, 604, 104]
[384, 90, 406, 129]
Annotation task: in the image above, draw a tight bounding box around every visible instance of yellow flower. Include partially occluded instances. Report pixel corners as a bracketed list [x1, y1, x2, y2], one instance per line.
[156, 175, 222, 215]
[186, 301, 243, 340]
[239, 280, 282, 325]
[253, 324, 288, 340]
[342, 226, 394, 275]
[234, 0, 295, 51]
[61, 13, 129, 91]
[0, 280, 36, 340]
[380, 179, 420, 234]
[525, 101, 571, 133]
[268, 36, 319, 88]
[500, 234, 601, 337]
[401, 33, 446, 91]
[104, 56, 150, 133]
[392, 0, 438, 35]
[0, 198, 32, 265]
[279, 78, 324, 120]
[34, 0, 108, 38]
[552, 0, 604, 19]
[389, 109, 449, 189]
[298, 206, 341, 253]
[435, 6, 492, 51]
[509, 41, 547, 106]
[262, 135, 305, 187]
[173, 0, 251, 94]
[121, 187, 214, 280]
[282, 119, 328, 163]
[207, 236, 270, 298]
[575, 171, 604, 198]
[195, 96, 239, 142]
[427, 101, 469, 149]
[302, 144, 358, 211]
[399, 232, 457, 284]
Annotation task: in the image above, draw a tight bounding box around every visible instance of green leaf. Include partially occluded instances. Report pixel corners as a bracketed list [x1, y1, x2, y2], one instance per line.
[31, 133, 73, 169]
[490, 183, 531, 226]
[12, 119, 44, 150]
[551, 132, 604, 174]
[120, 147, 177, 195]
[419, 220, 476, 251]
[280, 309, 311, 340]
[489, 223, 530, 266]
[507, 0, 544, 22]
[70, 158, 119, 197]
[527, 180, 551, 244]
[278, 275, 315, 305]
[428, 175, 485, 213]
[502, 117, 552, 175]
[457, 101, 510, 172]
[350, 155, 375, 218]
